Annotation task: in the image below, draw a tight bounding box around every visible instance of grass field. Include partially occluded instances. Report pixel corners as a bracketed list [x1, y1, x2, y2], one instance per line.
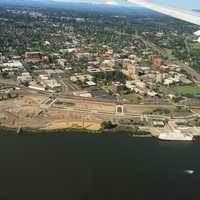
[54, 101, 75, 107]
[121, 93, 142, 103]
[174, 85, 200, 97]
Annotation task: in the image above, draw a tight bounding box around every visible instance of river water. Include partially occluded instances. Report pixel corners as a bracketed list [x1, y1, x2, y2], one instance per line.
[0, 133, 199, 200]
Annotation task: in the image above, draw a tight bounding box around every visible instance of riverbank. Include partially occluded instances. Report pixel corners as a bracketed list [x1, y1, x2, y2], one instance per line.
[0, 126, 151, 137]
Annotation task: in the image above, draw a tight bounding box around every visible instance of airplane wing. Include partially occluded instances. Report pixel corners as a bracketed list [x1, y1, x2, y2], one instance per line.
[126, 0, 200, 26]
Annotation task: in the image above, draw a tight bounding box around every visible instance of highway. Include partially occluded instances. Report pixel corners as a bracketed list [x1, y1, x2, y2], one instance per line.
[53, 104, 170, 119]
[2, 78, 200, 114]
[179, 63, 200, 84]
[52, 102, 199, 121]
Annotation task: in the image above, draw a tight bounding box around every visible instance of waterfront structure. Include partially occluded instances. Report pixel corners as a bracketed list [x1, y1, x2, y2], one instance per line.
[116, 104, 124, 114]
[158, 131, 193, 141]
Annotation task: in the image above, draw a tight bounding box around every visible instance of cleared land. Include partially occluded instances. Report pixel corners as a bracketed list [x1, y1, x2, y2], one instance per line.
[0, 95, 102, 131]
[0, 94, 176, 131]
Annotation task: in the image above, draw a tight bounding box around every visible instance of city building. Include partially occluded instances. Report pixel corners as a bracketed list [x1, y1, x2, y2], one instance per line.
[29, 82, 45, 91]
[73, 91, 92, 98]
[42, 79, 62, 92]
[100, 66, 114, 72]
[57, 59, 66, 67]
[154, 58, 163, 67]
[25, 52, 45, 62]
[86, 81, 96, 86]
[1, 61, 23, 69]
[17, 72, 32, 84]
[148, 54, 163, 67]
[87, 67, 101, 73]
[126, 81, 136, 91]
[122, 64, 138, 80]
[112, 82, 125, 93]
[0, 86, 18, 100]
[70, 74, 93, 83]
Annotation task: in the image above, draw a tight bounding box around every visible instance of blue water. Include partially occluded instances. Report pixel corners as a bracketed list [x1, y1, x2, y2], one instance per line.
[0, 133, 199, 200]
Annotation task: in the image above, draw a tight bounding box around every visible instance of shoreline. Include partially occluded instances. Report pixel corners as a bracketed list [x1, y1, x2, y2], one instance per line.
[0, 126, 152, 137]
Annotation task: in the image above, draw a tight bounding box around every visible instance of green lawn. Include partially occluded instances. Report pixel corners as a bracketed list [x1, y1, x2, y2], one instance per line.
[121, 93, 142, 103]
[174, 85, 200, 97]
[54, 101, 75, 107]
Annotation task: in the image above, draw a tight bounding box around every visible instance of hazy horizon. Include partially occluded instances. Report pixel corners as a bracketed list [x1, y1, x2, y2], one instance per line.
[1, 0, 200, 10]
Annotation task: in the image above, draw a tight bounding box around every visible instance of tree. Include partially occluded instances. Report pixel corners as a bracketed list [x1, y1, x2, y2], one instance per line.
[2, 71, 9, 79]
[101, 121, 115, 129]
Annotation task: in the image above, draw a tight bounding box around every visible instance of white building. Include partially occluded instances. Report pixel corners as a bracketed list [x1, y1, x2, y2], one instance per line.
[164, 78, 174, 86]
[135, 80, 146, 89]
[147, 91, 158, 97]
[1, 61, 23, 69]
[29, 82, 45, 91]
[73, 91, 92, 98]
[17, 72, 32, 83]
[70, 74, 93, 82]
[42, 79, 62, 92]
[86, 81, 96, 86]
[126, 81, 135, 91]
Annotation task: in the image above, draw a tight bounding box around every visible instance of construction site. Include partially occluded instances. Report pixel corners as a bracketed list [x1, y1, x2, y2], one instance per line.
[0, 92, 174, 130]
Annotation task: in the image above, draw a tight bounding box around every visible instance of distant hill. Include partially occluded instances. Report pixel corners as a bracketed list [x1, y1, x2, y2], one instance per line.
[0, 0, 154, 16]
[0, 0, 121, 8]
[1, 0, 62, 7]
[192, 9, 200, 13]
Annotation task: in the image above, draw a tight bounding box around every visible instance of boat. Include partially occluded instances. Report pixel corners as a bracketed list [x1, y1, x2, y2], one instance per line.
[184, 170, 194, 174]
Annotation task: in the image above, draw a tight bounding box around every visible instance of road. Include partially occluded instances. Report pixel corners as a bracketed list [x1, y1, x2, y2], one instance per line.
[2, 77, 200, 113]
[62, 78, 80, 91]
[180, 63, 200, 84]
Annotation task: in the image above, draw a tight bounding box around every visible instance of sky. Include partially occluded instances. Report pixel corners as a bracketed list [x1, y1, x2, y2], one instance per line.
[52, 0, 200, 9]
[152, 0, 200, 9]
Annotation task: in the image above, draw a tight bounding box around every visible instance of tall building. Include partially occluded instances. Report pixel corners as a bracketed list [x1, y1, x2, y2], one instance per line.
[122, 63, 138, 80]
[25, 52, 44, 62]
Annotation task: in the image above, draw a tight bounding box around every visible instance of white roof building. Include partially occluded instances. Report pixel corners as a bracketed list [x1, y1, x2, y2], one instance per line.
[147, 91, 158, 97]
[17, 72, 32, 83]
[164, 78, 174, 86]
[135, 80, 146, 89]
[43, 79, 61, 89]
[86, 81, 96, 86]
[1, 61, 23, 68]
[126, 81, 135, 90]
[29, 82, 45, 91]
[73, 91, 92, 98]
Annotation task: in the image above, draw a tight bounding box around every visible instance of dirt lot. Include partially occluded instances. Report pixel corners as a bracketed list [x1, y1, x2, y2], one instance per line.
[0, 95, 103, 131]
[0, 94, 175, 131]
